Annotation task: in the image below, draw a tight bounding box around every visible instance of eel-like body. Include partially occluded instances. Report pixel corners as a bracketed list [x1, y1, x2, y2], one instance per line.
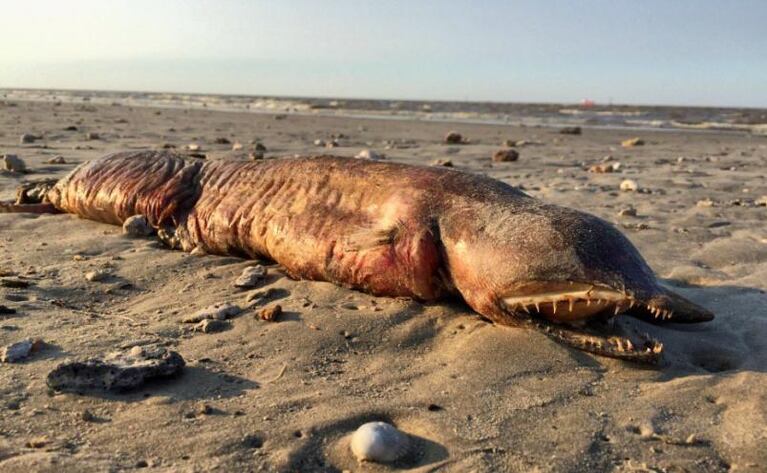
[10, 151, 714, 363]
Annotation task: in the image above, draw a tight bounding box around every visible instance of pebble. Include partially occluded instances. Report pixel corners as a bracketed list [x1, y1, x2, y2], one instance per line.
[85, 270, 110, 282]
[350, 421, 410, 463]
[2, 154, 26, 172]
[492, 149, 519, 162]
[122, 215, 154, 237]
[85, 132, 100, 140]
[195, 319, 230, 333]
[214, 137, 231, 145]
[183, 303, 241, 323]
[47, 345, 185, 392]
[618, 207, 638, 217]
[254, 142, 267, 152]
[355, 149, 384, 160]
[187, 143, 201, 151]
[431, 159, 453, 167]
[46, 155, 67, 164]
[19, 133, 40, 144]
[257, 304, 282, 322]
[589, 162, 621, 173]
[1, 338, 43, 363]
[620, 179, 638, 192]
[231, 142, 244, 151]
[234, 265, 267, 289]
[621, 137, 644, 147]
[249, 151, 264, 160]
[755, 195, 767, 206]
[444, 131, 464, 144]
[559, 126, 582, 135]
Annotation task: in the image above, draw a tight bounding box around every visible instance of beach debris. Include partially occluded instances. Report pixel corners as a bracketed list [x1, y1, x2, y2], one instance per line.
[194, 318, 230, 333]
[621, 137, 645, 147]
[46, 155, 67, 164]
[254, 142, 267, 152]
[231, 142, 244, 151]
[755, 195, 767, 207]
[620, 179, 638, 192]
[64, 125, 78, 131]
[1, 338, 44, 363]
[46, 345, 185, 393]
[249, 150, 265, 160]
[183, 303, 241, 323]
[214, 137, 231, 145]
[122, 215, 154, 237]
[444, 131, 465, 144]
[325, 139, 340, 148]
[492, 149, 519, 162]
[589, 162, 621, 173]
[186, 143, 201, 151]
[85, 269, 110, 282]
[431, 159, 453, 167]
[85, 132, 100, 141]
[20, 133, 41, 144]
[350, 421, 410, 463]
[355, 149, 384, 160]
[257, 304, 282, 322]
[559, 126, 582, 135]
[234, 265, 267, 289]
[2, 154, 26, 173]
[313, 139, 326, 147]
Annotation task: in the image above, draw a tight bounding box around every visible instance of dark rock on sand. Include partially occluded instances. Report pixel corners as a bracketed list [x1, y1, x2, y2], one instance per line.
[46, 345, 185, 393]
[492, 149, 519, 162]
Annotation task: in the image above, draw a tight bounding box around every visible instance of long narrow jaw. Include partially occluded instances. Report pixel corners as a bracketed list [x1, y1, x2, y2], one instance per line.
[501, 282, 668, 364]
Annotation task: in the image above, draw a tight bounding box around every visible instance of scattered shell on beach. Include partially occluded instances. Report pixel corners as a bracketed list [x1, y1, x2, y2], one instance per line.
[85, 132, 100, 140]
[621, 137, 644, 147]
[492, 149, 519, 162]
[355, 149, 384, 160]
[46, 155, 67, 164]
[234, 265, 267, 289]
[186, 143, 201, 151]
[1, 338, 43, 363]
[85, 269, 110, 282]
[350, 421, 410, 463]
[2, 154, 26, 173]
[195, 318, 230, 333]
[122, 215, 154, 237]
[589, 162, 621, 173]
[183, 303, 241, 323]
[620, 179, 638, 192]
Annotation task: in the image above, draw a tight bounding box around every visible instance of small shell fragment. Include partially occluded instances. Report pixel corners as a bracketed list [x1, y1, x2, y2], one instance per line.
[350, 421, 409, 463]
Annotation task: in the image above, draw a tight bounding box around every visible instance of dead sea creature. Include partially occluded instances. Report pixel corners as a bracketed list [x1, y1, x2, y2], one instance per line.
[350, 421, 410, 463]
[3, 151, 714, 363]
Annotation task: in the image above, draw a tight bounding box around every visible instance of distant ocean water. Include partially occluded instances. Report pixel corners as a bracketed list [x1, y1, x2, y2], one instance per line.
[2, 88, 766, 135]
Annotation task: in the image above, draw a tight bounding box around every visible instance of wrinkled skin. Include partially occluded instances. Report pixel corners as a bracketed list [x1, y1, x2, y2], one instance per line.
[5, 151, 714, 363]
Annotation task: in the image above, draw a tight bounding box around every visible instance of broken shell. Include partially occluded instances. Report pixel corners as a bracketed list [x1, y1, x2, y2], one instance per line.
[350, 421, 409, 463]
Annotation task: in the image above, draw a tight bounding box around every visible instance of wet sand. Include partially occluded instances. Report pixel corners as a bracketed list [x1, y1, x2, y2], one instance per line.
[1, 99, 766, 472]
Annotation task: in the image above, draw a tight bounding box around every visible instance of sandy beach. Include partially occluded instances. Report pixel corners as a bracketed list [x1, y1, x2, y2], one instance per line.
[1, 97, 766, 472]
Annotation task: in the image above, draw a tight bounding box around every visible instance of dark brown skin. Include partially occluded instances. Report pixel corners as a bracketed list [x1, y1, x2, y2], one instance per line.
[7, 151, 714, 363]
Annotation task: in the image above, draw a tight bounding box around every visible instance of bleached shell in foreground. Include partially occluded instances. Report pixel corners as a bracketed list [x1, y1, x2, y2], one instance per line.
[350, 421, 410, 463]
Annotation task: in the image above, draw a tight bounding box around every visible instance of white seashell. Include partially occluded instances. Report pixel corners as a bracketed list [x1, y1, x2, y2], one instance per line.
[350, 421, 409, 463]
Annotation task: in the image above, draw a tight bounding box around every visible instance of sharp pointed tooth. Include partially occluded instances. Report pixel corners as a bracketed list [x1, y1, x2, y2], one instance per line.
[625, 339, 634, 351]
[586, 299, 592, 307]
[568, 298, 575, 312]
[614, 304, 621, 315]
[629, 299, 636, 309]
[552, 300, 558, 314]
[534, 302, 540, 312]
[521, 304, 530, 314]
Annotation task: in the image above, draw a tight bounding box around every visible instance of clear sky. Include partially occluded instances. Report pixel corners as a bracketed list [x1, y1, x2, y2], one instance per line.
[1, 0, 765, 107]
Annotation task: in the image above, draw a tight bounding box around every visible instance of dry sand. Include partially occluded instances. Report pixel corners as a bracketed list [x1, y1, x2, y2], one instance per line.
[1, 99, 766, 472]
